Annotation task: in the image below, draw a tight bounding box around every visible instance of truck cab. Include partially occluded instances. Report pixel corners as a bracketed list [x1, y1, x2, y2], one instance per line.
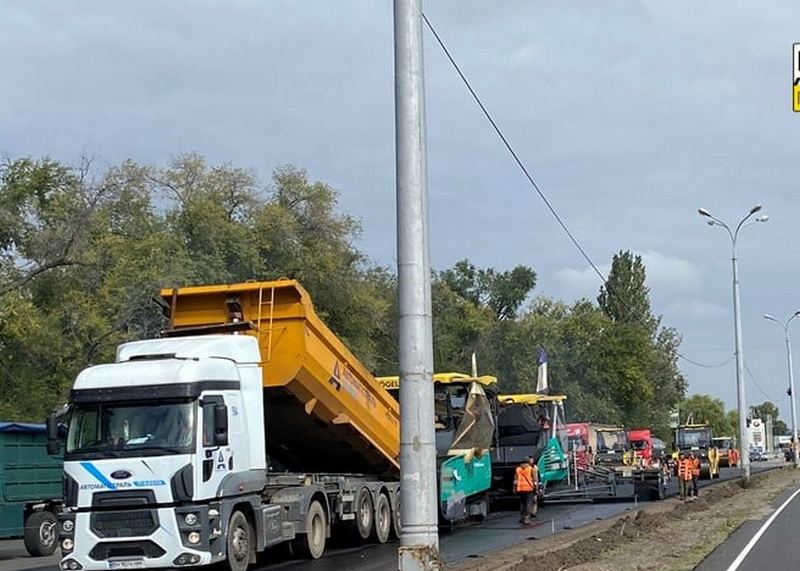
[56, 335, 277, 571]
[627, 429, 653, 467]
[594, 428, 633, 468]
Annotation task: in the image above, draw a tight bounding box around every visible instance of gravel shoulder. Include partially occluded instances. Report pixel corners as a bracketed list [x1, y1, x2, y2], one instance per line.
[449, 466, 800, 571]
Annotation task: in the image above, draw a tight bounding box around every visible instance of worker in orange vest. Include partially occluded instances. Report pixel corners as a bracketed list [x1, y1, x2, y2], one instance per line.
[689, 452, 701, 499]
[514, 456, 538, 525]
[729, 447, 739, 468]
[677, 452, 693, 501]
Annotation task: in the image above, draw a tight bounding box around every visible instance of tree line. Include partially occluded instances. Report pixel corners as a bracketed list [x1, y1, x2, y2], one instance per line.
[1, 154, 699, 438]
[680, 394, 789, 438]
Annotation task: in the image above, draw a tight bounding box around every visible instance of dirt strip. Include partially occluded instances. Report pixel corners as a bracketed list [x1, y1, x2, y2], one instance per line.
[449, 466, 800, 571]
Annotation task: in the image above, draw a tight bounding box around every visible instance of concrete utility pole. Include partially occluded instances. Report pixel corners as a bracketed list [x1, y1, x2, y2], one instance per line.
[698, 205, 768, 486]
[394, 0, 440, 569]
[764, 311, 800, 467]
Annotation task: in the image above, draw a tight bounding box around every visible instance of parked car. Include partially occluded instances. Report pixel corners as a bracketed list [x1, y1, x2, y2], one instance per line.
[749, 448, 767, 462]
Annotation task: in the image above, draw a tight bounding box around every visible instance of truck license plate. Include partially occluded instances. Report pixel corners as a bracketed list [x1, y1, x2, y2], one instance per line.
[108, 560, 145, 570]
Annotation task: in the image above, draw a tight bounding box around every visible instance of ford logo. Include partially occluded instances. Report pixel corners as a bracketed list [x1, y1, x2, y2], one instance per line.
[110, 470, 132, 480]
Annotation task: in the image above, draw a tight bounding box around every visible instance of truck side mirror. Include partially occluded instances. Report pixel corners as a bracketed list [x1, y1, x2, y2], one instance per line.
[46, 415, 61, 456]
[213, 404, 228, 446]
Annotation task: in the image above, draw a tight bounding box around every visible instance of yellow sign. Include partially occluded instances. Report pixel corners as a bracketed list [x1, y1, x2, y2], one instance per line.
[794, 44, 800, 111]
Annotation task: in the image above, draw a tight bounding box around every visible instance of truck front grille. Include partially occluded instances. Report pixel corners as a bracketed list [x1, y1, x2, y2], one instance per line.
[89, 540, 166, 560]
[90, 490, 159, 538]
[91, 509, 158, 538]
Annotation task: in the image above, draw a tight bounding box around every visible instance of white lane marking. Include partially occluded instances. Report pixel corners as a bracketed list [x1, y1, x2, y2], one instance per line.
[726, 484, 800, 571]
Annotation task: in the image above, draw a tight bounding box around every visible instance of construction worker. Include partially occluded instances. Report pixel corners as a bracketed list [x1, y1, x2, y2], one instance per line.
[528, 456, 540, 518]
[729, 447, 739, 468]
[677, 452, 692, 501]
[514, 456, 537, 525]
[690, 452, 701, 499]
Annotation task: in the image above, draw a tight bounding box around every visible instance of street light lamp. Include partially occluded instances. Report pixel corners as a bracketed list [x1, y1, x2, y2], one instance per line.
[698, 205, 768, 486]
[763, 312, 800, 467]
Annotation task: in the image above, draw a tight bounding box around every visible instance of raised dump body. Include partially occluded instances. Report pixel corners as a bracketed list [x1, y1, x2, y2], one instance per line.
[161, 280, 400, 477]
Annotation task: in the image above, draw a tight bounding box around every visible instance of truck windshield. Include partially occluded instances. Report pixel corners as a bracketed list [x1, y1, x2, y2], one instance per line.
[597, 430, 628, 451]
[630, 439, 648, 450]
[66, 400, 195, 458]
[567, 435, 585, 451]
[677, 428, 711, 448]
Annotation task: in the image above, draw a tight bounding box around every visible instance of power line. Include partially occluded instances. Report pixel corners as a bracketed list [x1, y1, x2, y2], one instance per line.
[744, 362, 778, 403]
[422, 12, 731, 371]
[421, 13, 604, 284]
[678, 352, 734, 369]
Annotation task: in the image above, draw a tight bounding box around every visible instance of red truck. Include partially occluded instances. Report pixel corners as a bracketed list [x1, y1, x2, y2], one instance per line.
[628, 428, 653, 466]
[559, 422, 665, 501]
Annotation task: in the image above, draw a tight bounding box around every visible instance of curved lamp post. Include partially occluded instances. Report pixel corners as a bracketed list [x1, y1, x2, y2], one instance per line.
[698, 205, 768, 485]
[764, 312, 800, 467]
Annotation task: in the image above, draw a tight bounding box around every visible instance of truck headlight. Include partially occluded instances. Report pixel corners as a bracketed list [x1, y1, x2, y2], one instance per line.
[184, 513, 198, 526]
[187, 531, 201, 544]
[62, 519, 74, 533]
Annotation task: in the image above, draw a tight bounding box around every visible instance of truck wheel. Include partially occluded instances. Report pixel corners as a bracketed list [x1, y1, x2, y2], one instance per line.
[391, 493, 402, 539]
[226, 510, 252, 571]
[352, 487, 374, 541]
[700, 460, 711, 480]
[293, 500, 326, 559]
[23, 511, 58, 557]
[372, 493, 391, 544]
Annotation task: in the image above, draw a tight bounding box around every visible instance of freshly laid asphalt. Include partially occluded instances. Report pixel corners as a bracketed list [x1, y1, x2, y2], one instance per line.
[697, 470, 800, 571]
[5, 460, 783, 571]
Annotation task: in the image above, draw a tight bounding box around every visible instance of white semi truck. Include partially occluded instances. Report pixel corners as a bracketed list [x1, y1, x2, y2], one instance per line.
[49, 281, 404, 571]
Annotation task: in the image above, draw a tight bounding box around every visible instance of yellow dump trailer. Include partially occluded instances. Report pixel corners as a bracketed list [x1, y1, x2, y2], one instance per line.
[161, 280, 400, 477]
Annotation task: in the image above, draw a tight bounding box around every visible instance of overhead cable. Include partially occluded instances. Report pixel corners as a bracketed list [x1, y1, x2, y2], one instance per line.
[677, 352, 734, 369]
[422, 12, 731, 370]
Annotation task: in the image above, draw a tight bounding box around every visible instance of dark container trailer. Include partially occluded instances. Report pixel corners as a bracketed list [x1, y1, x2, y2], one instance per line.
[0, 422, 62, 556]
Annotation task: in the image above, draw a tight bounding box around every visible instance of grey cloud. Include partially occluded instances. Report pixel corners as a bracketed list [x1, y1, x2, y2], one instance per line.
[3, 1, 800, 418]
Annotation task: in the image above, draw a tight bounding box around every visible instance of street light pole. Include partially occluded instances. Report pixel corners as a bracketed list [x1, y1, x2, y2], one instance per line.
[698, 205, 768, 486]
[763, 312, 800, 468]
[394, 0, 440, 569]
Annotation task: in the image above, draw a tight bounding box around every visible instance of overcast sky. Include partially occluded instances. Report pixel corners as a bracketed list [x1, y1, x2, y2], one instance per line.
[3, 1, 800, 419]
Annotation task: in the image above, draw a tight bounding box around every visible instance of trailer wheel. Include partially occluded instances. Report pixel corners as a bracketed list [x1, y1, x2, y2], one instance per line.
[24, 511, 58, 557]
[373, 493, 391, 544]
[293, 500, 327, 559]
[352, 487, 374, 541]
[391, 492, 402, 539]
[226, 510, 253, 571]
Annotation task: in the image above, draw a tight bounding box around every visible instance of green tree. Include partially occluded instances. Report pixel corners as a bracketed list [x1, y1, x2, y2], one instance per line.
[432, 260, 536, 373]
[749, 401, 780, 422]
[748, 401, 789, 436]
[440, 259, 536, 320]
[773, 420, 790, 436]
[0, 155, 399, 420]
[726, 410, 740, 436]
[680, 394, 733, 437]
[598, 251, 657, 333]
[0, 154, 690, 432]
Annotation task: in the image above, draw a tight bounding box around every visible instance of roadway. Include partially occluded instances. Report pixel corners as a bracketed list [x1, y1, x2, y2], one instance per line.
[5, 461, 782, 571]
[697, 464, 800, 571]
[254, 461, 781, 570]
